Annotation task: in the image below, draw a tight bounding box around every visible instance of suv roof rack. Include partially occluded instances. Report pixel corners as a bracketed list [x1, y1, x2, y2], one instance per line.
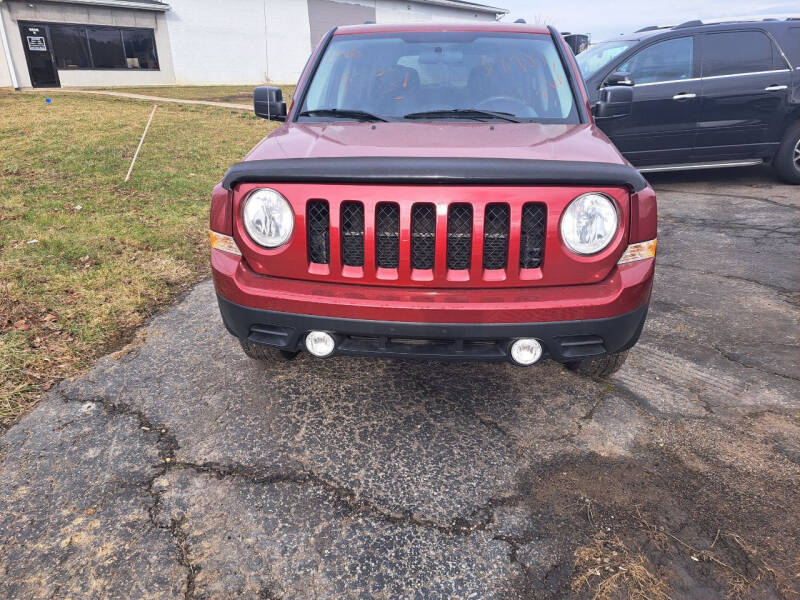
[668, 15, 799, 30]
[674, 19, 703, 28]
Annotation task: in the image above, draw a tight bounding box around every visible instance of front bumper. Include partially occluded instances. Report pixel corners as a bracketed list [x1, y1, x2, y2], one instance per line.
[217, 294, 648, 364]
[212, 249, 653, 364]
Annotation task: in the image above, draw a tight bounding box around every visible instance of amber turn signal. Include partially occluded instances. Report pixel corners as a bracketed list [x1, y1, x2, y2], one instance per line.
[209, 230, 242, 256]
[618, 239, 657, 264]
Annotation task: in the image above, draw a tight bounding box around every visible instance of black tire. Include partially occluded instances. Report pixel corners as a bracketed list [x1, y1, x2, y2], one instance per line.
[774, 121, 800, 184]
[239, 339, 298, 362]
[565, 351, 628, 378]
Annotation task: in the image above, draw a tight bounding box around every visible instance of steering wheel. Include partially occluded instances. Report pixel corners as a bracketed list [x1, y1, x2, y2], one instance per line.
[473, 96, 535, 117]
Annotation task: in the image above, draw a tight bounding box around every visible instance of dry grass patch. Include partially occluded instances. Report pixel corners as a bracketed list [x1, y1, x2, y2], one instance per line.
[0, 90, 286, 426]
[572, 531, 672, 600]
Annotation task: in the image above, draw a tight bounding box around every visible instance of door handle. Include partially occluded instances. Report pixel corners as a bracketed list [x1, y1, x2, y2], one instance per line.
[764, 85, 788, 91]
[672, 93, 696, 100]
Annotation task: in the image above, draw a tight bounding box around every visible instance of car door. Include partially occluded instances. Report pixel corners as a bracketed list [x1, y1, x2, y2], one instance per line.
[596, 36, 700, 166]
[694, 29, 793, 161]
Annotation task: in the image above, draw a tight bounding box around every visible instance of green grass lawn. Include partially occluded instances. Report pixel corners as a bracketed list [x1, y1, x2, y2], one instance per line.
[0, 89, 286, 427]
[99, 84, 296, 105]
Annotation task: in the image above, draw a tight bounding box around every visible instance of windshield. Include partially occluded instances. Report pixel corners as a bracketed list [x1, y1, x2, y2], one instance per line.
[575, 40, 636, 78]
[299, 32, 579, 123]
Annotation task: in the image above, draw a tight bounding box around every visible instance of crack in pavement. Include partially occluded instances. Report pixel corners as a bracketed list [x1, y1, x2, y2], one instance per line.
[657, 262, 799, 297]
[659, 215, 800, 238]
[710, 344, 800, 384]
[55, 383, 549, 598]
[54, 390, 195, 599]
[656, 187, 800, 211]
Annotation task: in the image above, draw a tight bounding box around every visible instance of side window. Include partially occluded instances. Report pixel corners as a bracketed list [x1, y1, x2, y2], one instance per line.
[701, 31, 775, 77]
[617, 37, 694, 85]
[783, 28, 800, 68]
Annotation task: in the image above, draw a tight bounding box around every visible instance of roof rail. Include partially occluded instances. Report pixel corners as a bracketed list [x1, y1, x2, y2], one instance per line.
[514, 18, 526, 23]
[635, 25, 660, 32]
[675, 19, 703, 28]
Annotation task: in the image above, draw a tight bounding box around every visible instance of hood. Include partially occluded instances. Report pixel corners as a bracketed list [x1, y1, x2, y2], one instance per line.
[244, 121, 628, 166]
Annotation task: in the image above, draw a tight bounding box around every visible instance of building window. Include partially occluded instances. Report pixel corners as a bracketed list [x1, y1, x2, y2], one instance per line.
[88, 27, 127, 68]
[50, 25, 91, 69]
[35, 22, 159, 70]
[123, 29, 158, 69]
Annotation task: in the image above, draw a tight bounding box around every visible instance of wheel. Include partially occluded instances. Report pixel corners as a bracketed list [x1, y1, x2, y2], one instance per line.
[239, 339, 298, 362]
[773, 121, 800, 184]
[565, 351, 628, 378]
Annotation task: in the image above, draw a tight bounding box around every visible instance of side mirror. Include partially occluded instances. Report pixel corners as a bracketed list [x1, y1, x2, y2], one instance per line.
[254, 86, 287, 121]
[593, 85, 634, 119]
[603, 71, 634, 87]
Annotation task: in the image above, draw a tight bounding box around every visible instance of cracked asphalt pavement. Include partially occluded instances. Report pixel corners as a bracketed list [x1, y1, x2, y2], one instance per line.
[1, 168, 798, 599]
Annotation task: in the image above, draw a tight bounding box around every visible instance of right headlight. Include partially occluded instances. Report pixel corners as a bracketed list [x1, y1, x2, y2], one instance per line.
[242, 188, 294, 248]
[560, 192, 619, 255]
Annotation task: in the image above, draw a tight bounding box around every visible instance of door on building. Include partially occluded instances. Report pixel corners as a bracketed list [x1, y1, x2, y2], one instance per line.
[20, 24, 60, 87]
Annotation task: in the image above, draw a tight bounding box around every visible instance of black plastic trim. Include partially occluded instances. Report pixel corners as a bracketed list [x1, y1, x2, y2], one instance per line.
[548, 25, 590, 124]
[290, 26, 337, 122]
[216, 294, 648, 364]
[221, 157, 649, 192]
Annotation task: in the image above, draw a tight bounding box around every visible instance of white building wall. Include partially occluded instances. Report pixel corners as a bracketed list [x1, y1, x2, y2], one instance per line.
[264, 0, 312, 84]
[376, 0, 499, 23]
[0, 2, 13, 87]
[165, 0, 310, 86]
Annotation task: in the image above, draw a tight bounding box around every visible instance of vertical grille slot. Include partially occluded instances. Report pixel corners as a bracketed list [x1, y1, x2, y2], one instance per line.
[483, 203, 509, 270]
[306, 200, 329, 264]
[340, 201, 364, 267]
[375, 203, 399, 268]
[411, 203, 436, 270]
[447, 204, 472, 270]
[520, 203, 546, 269]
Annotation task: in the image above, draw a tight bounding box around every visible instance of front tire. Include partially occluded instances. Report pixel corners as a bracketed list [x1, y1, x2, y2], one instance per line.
[566, 351, 628, 378]
[239, 339, 298, 362]
[774, 121, 800, 184]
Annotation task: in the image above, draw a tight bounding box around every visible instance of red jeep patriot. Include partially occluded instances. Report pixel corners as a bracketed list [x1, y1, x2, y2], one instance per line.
[210, 23, 657, 377]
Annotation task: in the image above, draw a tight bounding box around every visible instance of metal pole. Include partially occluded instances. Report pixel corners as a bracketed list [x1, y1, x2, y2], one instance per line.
[125, 105, 158, 182]
[0, 1, 20, 90]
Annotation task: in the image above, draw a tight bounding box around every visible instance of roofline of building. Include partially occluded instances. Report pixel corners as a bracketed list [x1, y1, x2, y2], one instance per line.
[21, 0, 170, 11]
[415, 0, 509, 15]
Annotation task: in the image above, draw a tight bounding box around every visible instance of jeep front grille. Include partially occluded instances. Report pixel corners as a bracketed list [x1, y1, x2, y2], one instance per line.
[411, 203, 436, 270]
[340, 201, 364, 267]
[303, 199, 546, 281]
[520, 203, 547, 269]
[483, 203, 510, 270]
[447, 204, 472, 270]
[375, 202, 399, 269]
[306, 200, 330, 264]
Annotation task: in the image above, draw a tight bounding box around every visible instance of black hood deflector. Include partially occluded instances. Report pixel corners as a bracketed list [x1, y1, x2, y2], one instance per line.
[221, 157, 649, 192]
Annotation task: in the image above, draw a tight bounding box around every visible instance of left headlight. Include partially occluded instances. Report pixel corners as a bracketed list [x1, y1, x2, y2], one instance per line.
[560, 192, 619, 255]
[242, 188, 294, 248]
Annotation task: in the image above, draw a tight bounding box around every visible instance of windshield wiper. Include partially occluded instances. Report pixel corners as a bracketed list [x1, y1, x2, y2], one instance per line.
[403, 109, 520, 123]
[298, 108, 387, 122]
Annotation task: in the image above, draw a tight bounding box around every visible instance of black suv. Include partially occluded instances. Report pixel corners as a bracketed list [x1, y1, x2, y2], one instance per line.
[577, 18, 800, 183]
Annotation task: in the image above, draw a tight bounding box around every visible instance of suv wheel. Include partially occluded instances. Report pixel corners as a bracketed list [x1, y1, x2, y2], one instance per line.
[239, 339, 298, 362]
[565, 351, 628, 378]
[774, 121, 800, 184]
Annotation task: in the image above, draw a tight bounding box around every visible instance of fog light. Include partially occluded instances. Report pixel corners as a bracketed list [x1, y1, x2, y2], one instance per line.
[305, 331, 335, 357]
[510, 338, 543, 366]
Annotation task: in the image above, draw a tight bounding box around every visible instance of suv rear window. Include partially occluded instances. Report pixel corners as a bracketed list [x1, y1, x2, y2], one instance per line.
[300, 32, 579, 123]
[701, 31, 776, 77]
